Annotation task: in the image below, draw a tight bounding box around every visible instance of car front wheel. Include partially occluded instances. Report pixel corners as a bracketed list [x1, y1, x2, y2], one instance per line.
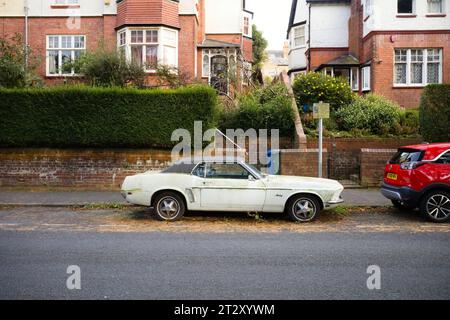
[154, 192, 186, 222]
[420, 190, 450, 223]
[286, 195, 320, 222]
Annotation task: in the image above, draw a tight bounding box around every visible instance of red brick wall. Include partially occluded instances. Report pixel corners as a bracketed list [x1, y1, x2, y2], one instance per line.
[116, 0, 179, 29]
[308, 47, 349, 71]
[360, 148, 397, 187]
[280, 149, 328, 178]
[179, 15, 198, 80]
[348, 0, 362, 59]
[243, 37, 253, 62]
[363, 31, 450, 108]
[0, 149, 172, 190]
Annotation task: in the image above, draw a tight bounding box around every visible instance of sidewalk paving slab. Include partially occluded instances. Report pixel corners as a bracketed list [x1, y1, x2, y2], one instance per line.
[0, 189, 391, 207]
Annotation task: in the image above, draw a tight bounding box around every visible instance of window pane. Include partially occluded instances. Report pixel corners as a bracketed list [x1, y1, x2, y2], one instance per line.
[131, 46, 143, 66]
[428, 0, 443, 13]
[410, 63, 423, 84]
[203, 55, 209, 76]
[146, 30, 158, 43]
[427, 49, 440, 62]
[48, 50, 59, 74]
[410, 49, 423, 62]
[351, 68, 358, 90]
[395, 63, 407, 84]
[74, 36, 84, 49]
[61, 36, 72, 49]
[427, 63, 439, 83]
[119, 32, 126, 46]
[146, 45, 158, 68]
[395, 49, 407, 62]
[73, 50, 83, 73]
[163, 46, 176, 67]
[61, 50, 72, 74]
[131, 31, 143, 43]
[398, 0, 413, 13]
[48, 36, 59, 49]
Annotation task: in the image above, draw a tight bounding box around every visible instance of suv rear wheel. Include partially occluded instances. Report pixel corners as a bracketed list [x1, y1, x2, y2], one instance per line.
[420, 190, 450, 223]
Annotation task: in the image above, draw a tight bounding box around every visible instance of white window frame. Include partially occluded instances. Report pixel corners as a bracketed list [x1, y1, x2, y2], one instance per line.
[292, 25, 306, 49]
[427, 0, 444, 14]
[243, 17, 250, 37]
[351, 67, 359, 91]
[117, 27, 178, 73]
[393, 48, 442, 87]
[397, 0, 416, 15]
[362, 66, 371, 91]
[46, 35, 85, 77]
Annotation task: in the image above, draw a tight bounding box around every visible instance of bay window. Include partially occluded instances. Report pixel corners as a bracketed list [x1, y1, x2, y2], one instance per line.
[46, 35, 85, 76]
[394, 49, 442, 86]
[117, 27, 178, 72]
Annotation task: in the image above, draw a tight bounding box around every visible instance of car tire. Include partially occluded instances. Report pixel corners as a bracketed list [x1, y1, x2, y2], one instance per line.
[419, 190, 450, 223]
[154, 192, 186, 222]
[286, 195, 320, 222]
[391, 200, 416, 212]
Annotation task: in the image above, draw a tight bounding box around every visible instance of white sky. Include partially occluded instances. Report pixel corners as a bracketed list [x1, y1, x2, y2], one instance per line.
[246, 0, 292, 50]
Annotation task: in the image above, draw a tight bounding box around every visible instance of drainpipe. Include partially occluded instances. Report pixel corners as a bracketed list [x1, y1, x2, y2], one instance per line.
[24, 0, 29, 76]
[308, 3, 311, 71]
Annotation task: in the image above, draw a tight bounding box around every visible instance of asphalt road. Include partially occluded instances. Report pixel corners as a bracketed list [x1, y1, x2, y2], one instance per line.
[1, 230, 449, 300]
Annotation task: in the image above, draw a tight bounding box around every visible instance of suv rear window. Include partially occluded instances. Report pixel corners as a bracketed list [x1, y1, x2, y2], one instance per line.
[389, 148, 424, 164]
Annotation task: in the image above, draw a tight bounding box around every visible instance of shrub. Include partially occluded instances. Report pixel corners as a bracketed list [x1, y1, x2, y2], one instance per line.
[420, 84, 450, 142]
[292, 72, 354, 113]
[335, 94, 402, 135]
[219, 84, 294, 136]
[0, 85, 218, 148]
[0, 33, 41, 88]
[397, 108, 420, 135]
[67, 48, 146, 87]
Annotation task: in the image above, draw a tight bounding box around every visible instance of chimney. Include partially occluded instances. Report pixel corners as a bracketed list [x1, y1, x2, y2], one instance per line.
[283, 41, 289, 59]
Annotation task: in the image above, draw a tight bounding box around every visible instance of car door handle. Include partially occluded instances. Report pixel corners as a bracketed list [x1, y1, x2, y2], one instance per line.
[203, 181, 212, 186]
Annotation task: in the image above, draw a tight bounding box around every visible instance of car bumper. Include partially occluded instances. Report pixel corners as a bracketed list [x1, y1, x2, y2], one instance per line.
[380, 183, 419, 204]
[325, 197, 344, 208]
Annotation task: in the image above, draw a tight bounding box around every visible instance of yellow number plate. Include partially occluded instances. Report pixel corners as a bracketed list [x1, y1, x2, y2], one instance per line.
[387, 173, 398, 180]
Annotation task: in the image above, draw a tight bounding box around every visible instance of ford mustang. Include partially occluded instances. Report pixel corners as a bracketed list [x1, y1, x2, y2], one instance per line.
[121, 157, 344, 222]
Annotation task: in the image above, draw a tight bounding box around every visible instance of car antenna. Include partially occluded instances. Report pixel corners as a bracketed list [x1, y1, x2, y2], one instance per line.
[215, 128, 249, 156]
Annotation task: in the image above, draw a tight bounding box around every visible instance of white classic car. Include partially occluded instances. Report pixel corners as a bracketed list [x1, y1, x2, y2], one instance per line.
[121, 157, 344, 222]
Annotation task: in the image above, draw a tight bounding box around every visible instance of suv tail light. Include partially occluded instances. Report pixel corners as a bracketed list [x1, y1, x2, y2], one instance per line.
[400, 161, 426, 170]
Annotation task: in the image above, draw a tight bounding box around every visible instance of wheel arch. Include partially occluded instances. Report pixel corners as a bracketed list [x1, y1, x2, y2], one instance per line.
[284, 192, 325, 212]
[150, 188, 188, 208]
[418, 183, 450, 203]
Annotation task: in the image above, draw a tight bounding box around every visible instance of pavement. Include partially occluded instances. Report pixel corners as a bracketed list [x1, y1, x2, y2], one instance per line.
[0, 229, 449, 300]
[0, 188, 391, 207]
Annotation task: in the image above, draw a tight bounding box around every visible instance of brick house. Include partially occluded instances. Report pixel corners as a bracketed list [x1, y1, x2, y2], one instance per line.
[287, 0, 449, 108]
[0, 0, 254, 92]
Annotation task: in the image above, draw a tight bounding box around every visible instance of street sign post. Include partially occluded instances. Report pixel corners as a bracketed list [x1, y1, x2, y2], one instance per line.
[313, 101, 330, 178]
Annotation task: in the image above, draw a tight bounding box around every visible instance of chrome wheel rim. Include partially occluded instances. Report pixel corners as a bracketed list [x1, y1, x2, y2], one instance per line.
[293, 198, 316, 221]
[426, 194, 450, 221]
[157, 197, 180, 220]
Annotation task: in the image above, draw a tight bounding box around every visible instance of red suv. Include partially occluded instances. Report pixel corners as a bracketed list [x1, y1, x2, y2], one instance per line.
[381, 143, 450, 223]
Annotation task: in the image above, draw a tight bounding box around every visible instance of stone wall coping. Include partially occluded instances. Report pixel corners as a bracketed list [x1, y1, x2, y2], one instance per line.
[361, 148, 397, 153]
[281, 149, 328, 153]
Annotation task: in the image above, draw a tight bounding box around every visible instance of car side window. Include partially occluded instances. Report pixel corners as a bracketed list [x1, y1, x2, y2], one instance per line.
[436, 151, 450, 164]
[192, 163, 206, 178]
[205, 163, 251, 180]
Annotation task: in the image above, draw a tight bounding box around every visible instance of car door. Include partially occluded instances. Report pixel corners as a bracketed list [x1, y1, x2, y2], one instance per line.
[199, 162, 266, 211]
[435, 151, 450, 183]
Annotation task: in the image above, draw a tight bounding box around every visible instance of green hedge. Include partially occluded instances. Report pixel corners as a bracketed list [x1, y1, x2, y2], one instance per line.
[0, 85, 219, 148]
[420, 84, 450, 142]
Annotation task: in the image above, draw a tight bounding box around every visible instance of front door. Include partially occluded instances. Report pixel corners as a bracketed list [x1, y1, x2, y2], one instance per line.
[199, 162, 266, 211]
[210, 55, 228, 93]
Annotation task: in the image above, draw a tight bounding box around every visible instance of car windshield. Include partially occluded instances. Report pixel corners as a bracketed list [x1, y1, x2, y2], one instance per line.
[389, 148, 424, 164]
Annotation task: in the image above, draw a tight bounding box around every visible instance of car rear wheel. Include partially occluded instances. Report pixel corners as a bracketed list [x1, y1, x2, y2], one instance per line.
[420, 190, 450, 223]
[154, 192, 186, 222]
[286, 195, 320, 222]
[391, 200, 416, 211]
